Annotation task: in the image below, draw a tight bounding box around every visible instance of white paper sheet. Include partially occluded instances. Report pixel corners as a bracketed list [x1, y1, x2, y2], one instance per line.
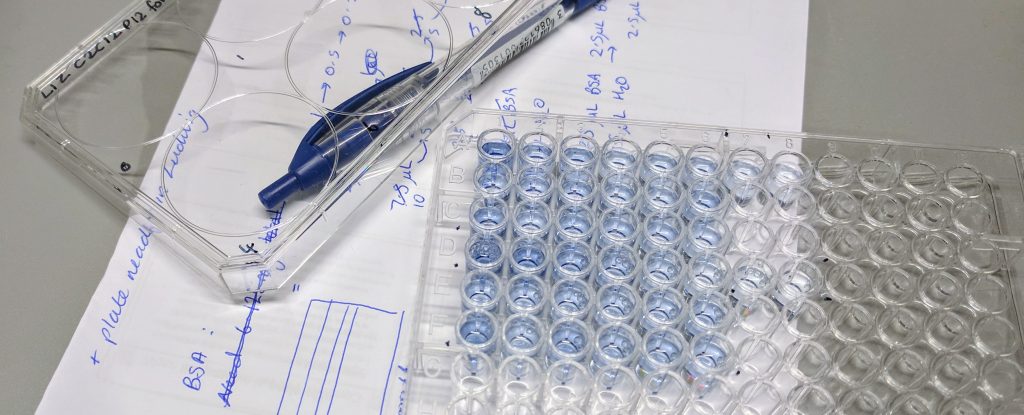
[37, 1, 808, 413]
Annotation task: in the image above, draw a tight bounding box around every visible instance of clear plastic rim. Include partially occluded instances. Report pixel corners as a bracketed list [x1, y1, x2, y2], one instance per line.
[944, 164, 987, 199]
[856, 157, 900, 192]
[951, 199, 993, 235]
[817, 188, 859, 225]
[900, 160, 943, 195]
[814, 152, 855, 188]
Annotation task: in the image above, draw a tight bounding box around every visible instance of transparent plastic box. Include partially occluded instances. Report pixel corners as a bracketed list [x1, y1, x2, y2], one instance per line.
[408, 108, 1024, 413]
[19, 0, 546, 293]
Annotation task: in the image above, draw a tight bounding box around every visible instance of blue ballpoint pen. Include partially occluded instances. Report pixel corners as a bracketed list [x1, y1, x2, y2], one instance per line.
[258, 0, 601, 209]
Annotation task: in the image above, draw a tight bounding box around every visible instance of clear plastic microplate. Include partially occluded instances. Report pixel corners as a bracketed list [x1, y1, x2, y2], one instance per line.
[407, 109, 1024, 414]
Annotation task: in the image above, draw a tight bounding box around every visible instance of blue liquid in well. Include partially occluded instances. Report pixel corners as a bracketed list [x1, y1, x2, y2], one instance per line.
[604, 148, 639, 171]
[480, 141, 512, 161]
[514, 205, 550, 237]
[685, 297, 729, 339]
[647, 153, 680, 173]
[471, 201, 506, 234]
[691, 188, 723, 209]
[643, 291, 684, 328]
[511, 240, 547, 272]
[548, 321, 589, 363]
[684, 338, 729, 380]
[683, 221, 726, 258]
[467, 235, 503, 270]
[689, 155, 720, 176]
[595, 326, 638, 368]
[682, 185, 726, 222]
[552, 280, 591, 316]
[643, 250, 683, 286]
[598, 248, 638, 286]
[555, 243, 592, 278]
[727, 159, 763, 183]
[599, 213, 638, 247]
[682, 155, 721, 185]
[508, 277, 545, 312]
[476, 164, 510, 195]
[731, 183, 769, 208]
[504, 316, 543, 355]
[602, 250, 637, 276]
[603, 180, 638, 207]
[561, 172, 596, 202]
[640, 330, 685, 372]
[518, 172, 553, 199]
[643, 217, 682, 252]
[459, 312, 496, 347]
[597, 285, 638, 325]
[562, 147, 596, 169]
[644, 183, 681, 211]
[463, 272, 500, 310]
[556, 207, 594, 242]
[521, 142, 554, 164]
[773, 163, 806, 184]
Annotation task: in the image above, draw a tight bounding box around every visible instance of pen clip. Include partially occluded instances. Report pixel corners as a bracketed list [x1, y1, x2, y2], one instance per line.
[291, 61, 434, 170]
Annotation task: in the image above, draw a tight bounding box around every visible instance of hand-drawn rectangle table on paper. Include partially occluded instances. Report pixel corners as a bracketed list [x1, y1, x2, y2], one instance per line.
[277, 300, 405, 415]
